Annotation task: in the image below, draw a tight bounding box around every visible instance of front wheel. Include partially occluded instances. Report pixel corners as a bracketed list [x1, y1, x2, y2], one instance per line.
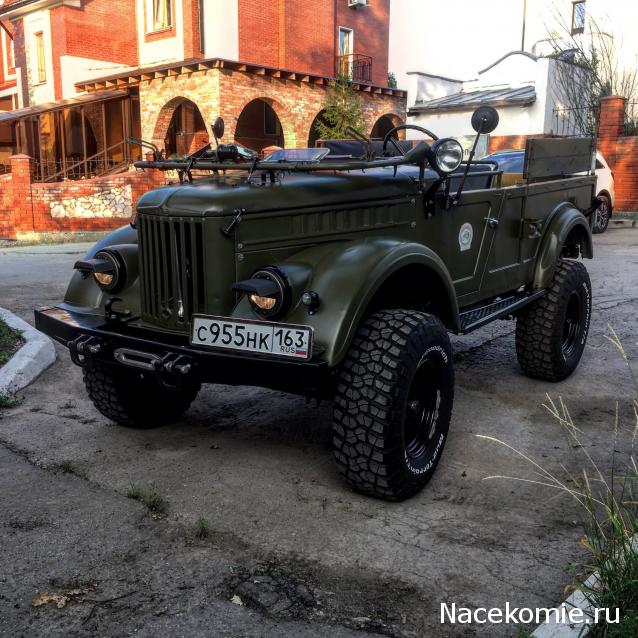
[516, 259, 592, 381]
[83, 360, 200, 428]
[332, 310, 454, 501]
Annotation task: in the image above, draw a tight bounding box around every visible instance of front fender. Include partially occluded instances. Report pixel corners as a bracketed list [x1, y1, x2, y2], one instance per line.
[233, 238, 458, 367]
[534, 203, 593, 290]
[62, 225, 139, 314]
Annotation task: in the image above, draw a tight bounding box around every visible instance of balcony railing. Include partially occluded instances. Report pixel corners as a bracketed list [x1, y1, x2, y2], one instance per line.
[336, 53, 372, 84]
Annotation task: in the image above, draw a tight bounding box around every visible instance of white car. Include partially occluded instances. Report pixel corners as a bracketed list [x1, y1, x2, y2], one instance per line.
[482, 149, 615, 233]
[592, 151, 615, 234]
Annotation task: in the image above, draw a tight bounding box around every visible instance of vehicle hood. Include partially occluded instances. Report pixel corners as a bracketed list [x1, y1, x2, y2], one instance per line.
[136, 167, 433, 217]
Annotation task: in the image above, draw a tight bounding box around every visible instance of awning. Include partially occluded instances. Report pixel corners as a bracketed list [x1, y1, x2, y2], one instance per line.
[408, 85, 536, 115]
[0, 89, 128, 124]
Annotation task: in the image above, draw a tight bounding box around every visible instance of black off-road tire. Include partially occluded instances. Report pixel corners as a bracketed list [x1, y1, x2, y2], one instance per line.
[83, 360, 200, 428]
[592, 194, 611, 234]
[333, 310, 454, 501]
[516, 259, 591, 382]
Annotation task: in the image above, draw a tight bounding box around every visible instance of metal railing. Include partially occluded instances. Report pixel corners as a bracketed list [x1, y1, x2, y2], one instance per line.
[32, 141, 135, 182]
[0, 162, 10, 175]
[551, 105, 600, 137]
[336, 53, 372, 84]
[625, 101, 638, 136]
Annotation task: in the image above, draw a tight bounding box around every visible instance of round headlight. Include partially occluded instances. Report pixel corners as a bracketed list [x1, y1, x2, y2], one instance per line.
[433, 139, 464, 173]
[93, 250, 123, 292]
[247, 267, 290, 318]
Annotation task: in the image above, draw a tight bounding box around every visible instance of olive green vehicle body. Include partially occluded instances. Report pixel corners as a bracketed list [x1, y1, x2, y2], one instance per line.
[38, 139, 595, 397]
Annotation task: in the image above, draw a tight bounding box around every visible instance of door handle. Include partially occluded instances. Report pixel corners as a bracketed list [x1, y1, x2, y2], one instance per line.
[484, 217, 499, 229]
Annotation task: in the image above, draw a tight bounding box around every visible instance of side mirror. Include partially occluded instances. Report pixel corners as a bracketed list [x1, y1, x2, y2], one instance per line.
[212, 117, 225, 140]
[471, 106, 499, 134]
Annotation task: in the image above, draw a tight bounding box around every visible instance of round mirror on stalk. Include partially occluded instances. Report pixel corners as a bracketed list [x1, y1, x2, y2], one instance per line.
[471, 106, 499, 134]
[212, 117, 225, 141]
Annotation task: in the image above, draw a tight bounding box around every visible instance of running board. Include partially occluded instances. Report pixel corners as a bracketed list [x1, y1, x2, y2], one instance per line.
[459, 291, 545, 334]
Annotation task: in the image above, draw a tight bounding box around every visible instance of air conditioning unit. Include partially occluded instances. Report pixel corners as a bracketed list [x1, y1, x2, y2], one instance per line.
[348, 0, 368, 7]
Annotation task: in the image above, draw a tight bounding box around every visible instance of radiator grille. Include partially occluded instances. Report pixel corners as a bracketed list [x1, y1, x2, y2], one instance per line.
[138, 214, 206, 329]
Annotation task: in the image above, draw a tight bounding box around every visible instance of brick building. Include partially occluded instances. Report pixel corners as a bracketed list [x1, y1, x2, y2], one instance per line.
[0, 0, 405, 238]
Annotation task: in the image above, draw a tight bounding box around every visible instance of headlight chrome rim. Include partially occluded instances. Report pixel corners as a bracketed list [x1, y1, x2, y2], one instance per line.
[247, 267, 290, 318]
[93, 250, 124, 293]
[432, 138, 464, 174]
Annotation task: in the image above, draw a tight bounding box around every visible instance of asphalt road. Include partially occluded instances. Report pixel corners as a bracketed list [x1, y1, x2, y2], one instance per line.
[0, 229, 637, 637]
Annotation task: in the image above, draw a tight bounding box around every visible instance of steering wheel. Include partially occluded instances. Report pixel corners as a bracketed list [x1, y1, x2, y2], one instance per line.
[382, 124, 439, 156]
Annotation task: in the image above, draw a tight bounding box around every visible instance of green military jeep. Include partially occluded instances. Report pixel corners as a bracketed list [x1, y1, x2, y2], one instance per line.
[35, 107, 597, 501]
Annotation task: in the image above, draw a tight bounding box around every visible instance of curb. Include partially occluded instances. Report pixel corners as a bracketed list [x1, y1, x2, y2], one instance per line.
[531, 575, 596, 637]
[0, 308, 56, 395]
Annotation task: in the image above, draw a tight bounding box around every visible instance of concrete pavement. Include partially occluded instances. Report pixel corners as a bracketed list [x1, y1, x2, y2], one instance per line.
[0, 229, 637, 637]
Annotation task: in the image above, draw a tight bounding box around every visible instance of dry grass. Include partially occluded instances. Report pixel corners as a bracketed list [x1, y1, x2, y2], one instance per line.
[480, 327, 638, 637]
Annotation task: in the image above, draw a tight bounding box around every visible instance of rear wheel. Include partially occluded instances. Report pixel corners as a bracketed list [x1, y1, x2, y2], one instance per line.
[83, 360, 200, 428]
[516, 259, 591, 381]
[592, 194, 611, 234]
[332, 310, 454, 501]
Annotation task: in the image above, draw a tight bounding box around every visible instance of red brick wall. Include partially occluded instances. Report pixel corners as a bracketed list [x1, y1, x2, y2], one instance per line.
[335, 0, 389, 87]
[282, 0, 334, 77]
[1, 155, 166, 239]
[238, 0, 281, 69]
[49, 1, 138, 100]
[487, 135, 545, 153]
[238, 0, 390, 86]
[182, 0, 203, 59]
[0, 174, 14, 238]
[598, 96, 638, 211]
[6, 19, 25, 102]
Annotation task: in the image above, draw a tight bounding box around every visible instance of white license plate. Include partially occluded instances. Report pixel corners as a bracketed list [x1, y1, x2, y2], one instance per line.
[190, 315, 312, 360]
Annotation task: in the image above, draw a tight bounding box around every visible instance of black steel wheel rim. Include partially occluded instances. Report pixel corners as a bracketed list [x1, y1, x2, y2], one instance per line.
[562, 290, 583, 357]
[405, 356, 442, 461]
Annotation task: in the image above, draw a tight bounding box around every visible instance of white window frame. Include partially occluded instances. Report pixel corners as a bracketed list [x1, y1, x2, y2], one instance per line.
[571, 0, 586, 35]
[338, 26, 353, 57]
[146, 0, 173, 33]
[34, 30, 46, 85]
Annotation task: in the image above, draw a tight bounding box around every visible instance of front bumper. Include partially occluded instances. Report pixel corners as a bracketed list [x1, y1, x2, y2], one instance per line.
[35, 306, 332, 397]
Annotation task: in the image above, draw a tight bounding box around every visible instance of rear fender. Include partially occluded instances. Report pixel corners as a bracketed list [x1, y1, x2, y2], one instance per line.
[233, 239, 459, 367]
[533, 203, 593, 290]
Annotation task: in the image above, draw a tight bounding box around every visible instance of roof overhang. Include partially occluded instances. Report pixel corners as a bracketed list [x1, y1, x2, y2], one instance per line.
[0, 89, 128, 124]
[408, 85, 536, 115]
[0, 0, 80, 19]
[74, 57, 407, 98]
